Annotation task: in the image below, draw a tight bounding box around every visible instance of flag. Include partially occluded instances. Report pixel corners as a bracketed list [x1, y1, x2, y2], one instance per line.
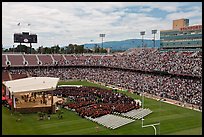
[17, 23, 20, 26]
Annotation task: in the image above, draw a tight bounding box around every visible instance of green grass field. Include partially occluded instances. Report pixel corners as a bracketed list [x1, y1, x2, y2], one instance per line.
[2, 80, 202, 135]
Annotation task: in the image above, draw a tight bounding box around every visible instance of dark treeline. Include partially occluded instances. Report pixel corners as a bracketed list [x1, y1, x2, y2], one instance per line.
[2, 44, 107, 54]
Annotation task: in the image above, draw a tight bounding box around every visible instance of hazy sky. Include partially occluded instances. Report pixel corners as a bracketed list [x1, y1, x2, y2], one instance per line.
[2, 2, 202, 49]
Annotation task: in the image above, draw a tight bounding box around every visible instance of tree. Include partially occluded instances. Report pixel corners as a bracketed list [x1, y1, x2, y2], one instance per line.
[29, 47, 36, 54]
[60, 47, 65, 54]
[68, 44, 74, 53]
[51, 45, 60, 54]
[16, 44, 27, 53]
[94, 44, 100, 53]
[2, 48, 9, 52]
[65, 46, 69, 54]
[14, 44, 37, 54]
[44, 47, 52, 54]
[55, 45, 60, 54]
[73, 44, 78, 53]
[9, 48, 14, 52]
[74, 45, 84, 54]
[37, 46, 44, 54]
[101, 48, 107, 53]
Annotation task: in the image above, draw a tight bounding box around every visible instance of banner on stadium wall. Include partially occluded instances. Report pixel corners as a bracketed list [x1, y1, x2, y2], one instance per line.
[180, 25, 202, 31]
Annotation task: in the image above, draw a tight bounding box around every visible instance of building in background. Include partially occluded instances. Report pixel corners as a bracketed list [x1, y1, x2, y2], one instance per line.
[173, 18, 189, 30]
[160, 19, 202, 51]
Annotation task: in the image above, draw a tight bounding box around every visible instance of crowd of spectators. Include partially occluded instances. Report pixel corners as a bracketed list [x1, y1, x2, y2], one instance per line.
[3, 48, 202, 77]
[100, 49, 202, 77]
[54, 48, 201, 77]
[8, 67, 202, 108]
[3, 48, 202, 111]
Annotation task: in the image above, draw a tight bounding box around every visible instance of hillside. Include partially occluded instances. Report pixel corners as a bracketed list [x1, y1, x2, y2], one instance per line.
[84, 39, 160, 51]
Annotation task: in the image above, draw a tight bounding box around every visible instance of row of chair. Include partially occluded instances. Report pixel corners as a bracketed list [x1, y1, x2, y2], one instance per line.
[121, 108, 152, 119]
[85, 114, 135, 129]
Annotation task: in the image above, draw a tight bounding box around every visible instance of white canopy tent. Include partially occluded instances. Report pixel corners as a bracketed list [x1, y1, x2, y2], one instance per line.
[3, 77, 60, 95]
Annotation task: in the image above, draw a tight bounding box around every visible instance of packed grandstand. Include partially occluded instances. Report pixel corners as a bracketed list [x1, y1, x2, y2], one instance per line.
[2, 48, 202, 110]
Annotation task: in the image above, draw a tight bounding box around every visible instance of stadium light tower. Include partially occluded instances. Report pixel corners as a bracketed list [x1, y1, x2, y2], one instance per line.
[152, 30, 157, 48]
[99, 34, 105, 52]
[140, 31, 145, 48]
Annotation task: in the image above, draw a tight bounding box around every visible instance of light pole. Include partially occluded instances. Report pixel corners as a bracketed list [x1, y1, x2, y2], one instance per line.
[13, 45, 15, 54]
[152, 30, 157, 48]
[140, 31, 145, 48]
[30, 43, 32, 54]
[28, 23, 32, 54]
[99, 34, 105, 53]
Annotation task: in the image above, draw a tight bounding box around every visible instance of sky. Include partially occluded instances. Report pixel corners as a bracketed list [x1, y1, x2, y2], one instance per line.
[2, 2, 202, 49]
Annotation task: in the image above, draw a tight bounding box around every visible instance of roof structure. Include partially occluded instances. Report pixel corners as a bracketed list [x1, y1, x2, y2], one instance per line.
[2, 77, 60, 95]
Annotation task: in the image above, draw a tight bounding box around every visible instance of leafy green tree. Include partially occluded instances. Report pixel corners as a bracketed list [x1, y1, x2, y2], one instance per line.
[68, 44, 75, 53]
[50, 45, 60, 54]
[60, 47, 65, 54]
[55, 45, 60, 54]
[44, 47, 52, 54]
[2, 48, 9, 52]
[16, 44, 28, 53]
[65, 46, 69, 54]
[74, 45, 84, 54]
[94, 44, 100, 53]
[37, 46, 44, 54]
[101, 48, 107, 53]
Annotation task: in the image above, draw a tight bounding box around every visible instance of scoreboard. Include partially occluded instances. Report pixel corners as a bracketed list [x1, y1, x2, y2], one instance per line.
[14, 32, 37, 43]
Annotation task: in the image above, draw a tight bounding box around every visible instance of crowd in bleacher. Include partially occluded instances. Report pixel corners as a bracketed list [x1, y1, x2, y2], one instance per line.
[68, 49, 201, 77]
[8, 66, 202, 108]
[2, 48, 202, 109]
[61, 49, 202, 77]
[2, 48, 202, 77]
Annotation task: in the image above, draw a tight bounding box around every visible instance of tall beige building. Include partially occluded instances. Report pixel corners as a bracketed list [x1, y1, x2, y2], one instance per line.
[160, 19, 202, 51]
[173, 19, 189, 30]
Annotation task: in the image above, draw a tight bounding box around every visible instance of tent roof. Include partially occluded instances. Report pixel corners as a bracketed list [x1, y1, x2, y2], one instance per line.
[2, 77, 60, 95]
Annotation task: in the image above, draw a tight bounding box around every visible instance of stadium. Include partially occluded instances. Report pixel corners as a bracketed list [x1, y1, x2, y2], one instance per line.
[2, 45, 202, 134]
[2, 2, 202, 135]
